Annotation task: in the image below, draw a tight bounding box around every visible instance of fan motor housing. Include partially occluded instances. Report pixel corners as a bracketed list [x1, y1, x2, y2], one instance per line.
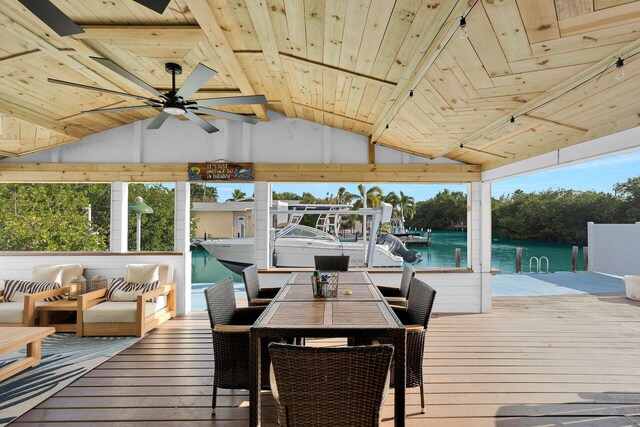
[165, 63, 182, 75]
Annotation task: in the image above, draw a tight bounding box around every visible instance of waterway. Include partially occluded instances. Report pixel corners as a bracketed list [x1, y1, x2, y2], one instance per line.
[191, 230, 586, 283]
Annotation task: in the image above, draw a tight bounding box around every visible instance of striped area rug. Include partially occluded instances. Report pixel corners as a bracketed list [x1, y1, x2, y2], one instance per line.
[0, 333, 138, 426]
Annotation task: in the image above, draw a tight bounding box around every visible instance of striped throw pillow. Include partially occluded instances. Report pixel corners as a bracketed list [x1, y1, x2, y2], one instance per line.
[106, 278, 160, 302]
[3, 280, 62, 302]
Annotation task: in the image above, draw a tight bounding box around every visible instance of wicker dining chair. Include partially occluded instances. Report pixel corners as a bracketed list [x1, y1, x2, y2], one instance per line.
[389, 277, 436, 414]
[349, 276, 436, 414]
[241, 265, 280, 306]
[204, 278, 272, 415]
[314, 255, 350, 271]
[376, 264, 415, 307]
[268, 342, 394, 427]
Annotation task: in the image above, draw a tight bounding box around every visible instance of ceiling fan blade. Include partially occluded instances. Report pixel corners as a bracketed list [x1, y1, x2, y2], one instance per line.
[175, 64, 217, 100]
[83, 105, 159, 114]
[91, 57, 165, 99]
[147, 112, 171, 130]
[18, 0, 84, 37]
[131, 0, 171, 14]
[48, 78, 159, 102]
[185, 112, 219, 134]
[195, 107, 261, 125]
[196, 95, 267, 107]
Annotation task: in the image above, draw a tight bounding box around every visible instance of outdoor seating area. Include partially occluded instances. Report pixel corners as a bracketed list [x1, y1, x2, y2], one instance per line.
[1, 0, 640, 425]
[0, 263, 177, 337]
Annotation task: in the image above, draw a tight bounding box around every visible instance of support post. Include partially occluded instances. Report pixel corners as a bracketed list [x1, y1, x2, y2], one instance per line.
[583, 246, 588, 271]
[572, 246, 579, 272]
[455, 248, 461, 268]
[175, 181, 191, 315]
[471, 181, 492, 313]
[516, 247, 523, 273]
[110, 181, 128, 252]
[254, 181, 272, 269]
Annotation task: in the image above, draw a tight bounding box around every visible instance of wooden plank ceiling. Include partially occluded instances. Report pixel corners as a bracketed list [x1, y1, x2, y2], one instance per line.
[0, 0, 639, 169]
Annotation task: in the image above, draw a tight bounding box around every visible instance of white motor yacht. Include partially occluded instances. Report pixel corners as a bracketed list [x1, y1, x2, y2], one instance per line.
[201, 224, 405, 274]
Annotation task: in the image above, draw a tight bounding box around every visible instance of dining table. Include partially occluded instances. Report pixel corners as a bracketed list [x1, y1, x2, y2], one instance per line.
[249, 270, 407, 426]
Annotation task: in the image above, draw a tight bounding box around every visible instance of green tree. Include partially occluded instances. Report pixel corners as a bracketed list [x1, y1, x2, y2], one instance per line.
[190, 183, 218, 202]
[228, 189, 247, 201]
[127, 184, 175, 251]
[352, 184, 383, 209]
[407, 189, 467, 230]
[0, 184, 107, 251]
[614, 176, 640, 221]
[398, 191, 416, 231]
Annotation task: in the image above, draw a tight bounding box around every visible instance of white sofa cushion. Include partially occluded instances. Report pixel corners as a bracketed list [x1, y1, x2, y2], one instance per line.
[125, 264, 160, 284]
[31, 265, 64, 285]
[83, 296, 167, 323]
[33, 264, 83, 286]
[0, 301, 26, 323]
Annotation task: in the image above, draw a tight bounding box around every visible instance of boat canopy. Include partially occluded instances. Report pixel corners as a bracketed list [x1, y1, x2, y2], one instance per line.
[276, 224, 338, 242]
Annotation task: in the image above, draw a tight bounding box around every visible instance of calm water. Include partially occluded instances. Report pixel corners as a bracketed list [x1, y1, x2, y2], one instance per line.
[192, 230, 586, 283]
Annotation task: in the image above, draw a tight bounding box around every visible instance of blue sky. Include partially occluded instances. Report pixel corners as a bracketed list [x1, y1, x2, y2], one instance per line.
[210, 150, 640, 202]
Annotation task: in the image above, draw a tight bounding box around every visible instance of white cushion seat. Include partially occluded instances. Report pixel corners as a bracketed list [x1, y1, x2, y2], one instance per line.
[0, 301, 46, 323]
[83, 296, 167, 323]
[0, 302, 26, 323]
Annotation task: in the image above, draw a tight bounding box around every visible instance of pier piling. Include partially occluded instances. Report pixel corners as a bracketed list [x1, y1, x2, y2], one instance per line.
[455, 248, 461, 268]
[583, 246, 588, 271]
[516, 247, 522, 273]
[571, 246, 578, 272]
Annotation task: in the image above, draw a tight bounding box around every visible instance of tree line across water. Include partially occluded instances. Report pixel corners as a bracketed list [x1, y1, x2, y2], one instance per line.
[0, 177, 637, 251]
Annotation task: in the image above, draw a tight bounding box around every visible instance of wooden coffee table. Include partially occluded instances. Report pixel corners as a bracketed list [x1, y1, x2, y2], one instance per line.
[0, 327, 55, 381]
[37, 299, 80, 334]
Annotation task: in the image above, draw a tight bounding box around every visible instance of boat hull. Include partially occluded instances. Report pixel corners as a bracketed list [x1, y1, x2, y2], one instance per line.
[200, 238, 403, 274]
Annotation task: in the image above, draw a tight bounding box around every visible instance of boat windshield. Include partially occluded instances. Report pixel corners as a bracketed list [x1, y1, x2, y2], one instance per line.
[276, 224, 338, 241]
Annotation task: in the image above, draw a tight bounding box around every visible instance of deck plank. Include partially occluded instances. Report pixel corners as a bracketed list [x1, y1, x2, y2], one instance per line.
[11, 293, 640, 426]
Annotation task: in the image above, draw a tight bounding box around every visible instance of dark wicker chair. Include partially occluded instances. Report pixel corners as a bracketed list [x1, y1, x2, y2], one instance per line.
[350, 276, 436, 414]
[241, 264, 280, 306]
[314, 255, 350, 271]
[377, 264, 415, 307]
[204, 278, 272, 415]
[268, 342, 394, 427]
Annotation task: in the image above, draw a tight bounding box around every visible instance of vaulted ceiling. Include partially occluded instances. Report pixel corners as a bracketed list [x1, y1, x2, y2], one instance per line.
[0, 0, 639, 169]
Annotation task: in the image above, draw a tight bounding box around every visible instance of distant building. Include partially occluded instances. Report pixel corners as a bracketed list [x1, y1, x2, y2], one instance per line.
[192, 200, 254, 239]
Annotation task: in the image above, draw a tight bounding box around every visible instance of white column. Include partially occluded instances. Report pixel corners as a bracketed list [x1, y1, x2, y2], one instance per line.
[470, 181, 492, 313]
[480, 181, 492, 313]
[110, 181, 128, 252]
[175, 181, 191, 316]
[254, 181, 272, 269]
[466, 183, 472, 269]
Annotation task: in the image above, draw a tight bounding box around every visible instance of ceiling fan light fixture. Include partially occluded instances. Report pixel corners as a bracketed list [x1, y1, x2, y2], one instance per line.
[164, 105, 186, 116]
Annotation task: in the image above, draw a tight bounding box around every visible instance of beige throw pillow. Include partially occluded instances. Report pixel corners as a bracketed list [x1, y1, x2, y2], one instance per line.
[32, 265, 64, 285]
[125, 264, 160, 284]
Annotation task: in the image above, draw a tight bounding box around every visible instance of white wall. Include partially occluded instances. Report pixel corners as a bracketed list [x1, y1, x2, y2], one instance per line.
[0, 254, 188, 314]
[369, 272, 481, 313]
[588, 222, 640, 276]
[2, 111, 461, 166]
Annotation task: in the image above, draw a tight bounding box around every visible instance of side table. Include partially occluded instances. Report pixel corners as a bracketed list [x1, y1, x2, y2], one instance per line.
[37, 299, 80, 334]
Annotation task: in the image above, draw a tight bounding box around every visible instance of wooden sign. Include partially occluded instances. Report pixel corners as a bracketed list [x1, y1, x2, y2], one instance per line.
[188, 162, 254, 181]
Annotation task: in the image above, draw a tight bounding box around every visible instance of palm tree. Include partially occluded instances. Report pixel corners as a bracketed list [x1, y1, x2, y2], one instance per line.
[229, 189, 247, 201]
[398, 191, 416, 232]
[351, 184, 383, 234]
[335, 186, 357, 205]
[383, 191, 401, 232]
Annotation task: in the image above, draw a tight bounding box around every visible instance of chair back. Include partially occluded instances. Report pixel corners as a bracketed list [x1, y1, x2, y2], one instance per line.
[406, 277, 437, 328]
[268, 343, 393, 427]
[204, 278, 237, 328]
[241, 265, 260, 301]
[314, 255, 350, 272]
[398, 264, 415, 298]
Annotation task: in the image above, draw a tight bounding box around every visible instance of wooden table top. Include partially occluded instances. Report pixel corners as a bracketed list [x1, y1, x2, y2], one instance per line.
[0, 327, 55, 354]
[253, 271, 402, 332]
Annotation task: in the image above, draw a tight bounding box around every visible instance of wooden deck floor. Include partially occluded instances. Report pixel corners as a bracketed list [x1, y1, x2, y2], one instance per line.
[11, 293, 640, 426]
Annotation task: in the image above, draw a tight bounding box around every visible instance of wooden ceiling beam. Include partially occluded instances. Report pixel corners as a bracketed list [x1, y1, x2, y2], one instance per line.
[433, 37, 640, 159]
[184, 0, 269, 122]
[244, 0, 296, 118]
[369, 0, 472, 143]
[0, 49, 46, 67]
[75, 26, 204, 42]
[0, 163, 481, 183]
[235, 51, 397, 89]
